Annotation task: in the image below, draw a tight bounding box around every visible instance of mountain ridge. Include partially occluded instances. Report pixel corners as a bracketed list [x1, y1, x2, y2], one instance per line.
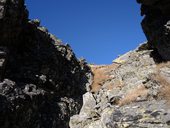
[0, 0, 170, 128]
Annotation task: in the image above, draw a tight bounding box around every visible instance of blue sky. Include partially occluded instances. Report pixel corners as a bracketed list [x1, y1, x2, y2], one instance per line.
[25, 0, 146, 64]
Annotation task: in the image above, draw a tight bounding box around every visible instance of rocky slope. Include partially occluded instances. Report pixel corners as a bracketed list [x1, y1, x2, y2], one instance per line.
[70, 46, 170, 128]
[69, 0, 170, 127]
[1, 0, 170, 128]
[0, 0, 92, 128]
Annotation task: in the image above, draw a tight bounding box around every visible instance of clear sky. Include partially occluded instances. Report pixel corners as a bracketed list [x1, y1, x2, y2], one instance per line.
[25, 0, 146, 64]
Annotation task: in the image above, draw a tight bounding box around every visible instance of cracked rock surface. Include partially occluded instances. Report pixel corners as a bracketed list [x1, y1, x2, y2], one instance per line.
[70, 46, 170, 128]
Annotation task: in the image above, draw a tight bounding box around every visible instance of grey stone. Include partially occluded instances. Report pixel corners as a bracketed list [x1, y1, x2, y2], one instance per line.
[70, 48, 170, 128]
[80, 92, 96, 115]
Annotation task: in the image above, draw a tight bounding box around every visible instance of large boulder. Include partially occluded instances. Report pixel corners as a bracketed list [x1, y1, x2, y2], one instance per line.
[0, 0, 92, 128]
[137, 0, 170, 60]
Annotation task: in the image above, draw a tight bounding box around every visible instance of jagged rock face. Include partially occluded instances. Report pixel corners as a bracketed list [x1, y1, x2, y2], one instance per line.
[0, 0, 92, 128]
[137, 0, 170, 60]
[0, 0, 28, 45]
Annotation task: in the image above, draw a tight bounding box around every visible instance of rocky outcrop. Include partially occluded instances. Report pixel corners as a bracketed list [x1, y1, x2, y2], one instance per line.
[69, 1, 170, 127]
[70, 45, 170, 128]
[137, 0, 170, 60]
[0, 0, 92, 128]
[1, 0, 170, 128]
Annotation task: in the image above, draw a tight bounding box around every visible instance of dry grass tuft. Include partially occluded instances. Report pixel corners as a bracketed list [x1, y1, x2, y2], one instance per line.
[105, 79, 123, 90]
[157, 77, 170, 103]
[118, 61, 170, 106]
[155, 62, 170, 103]
[90, 64, 119, 93]
[91, 67, 109, 92]
[118, 85, 148, 106]
[156, 61, 170, 69]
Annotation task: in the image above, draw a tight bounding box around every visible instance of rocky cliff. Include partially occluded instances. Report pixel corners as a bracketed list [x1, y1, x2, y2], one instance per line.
[0, 0, 92, 128]
[137, 0, 170, 60]
[1, 0, 170, 128]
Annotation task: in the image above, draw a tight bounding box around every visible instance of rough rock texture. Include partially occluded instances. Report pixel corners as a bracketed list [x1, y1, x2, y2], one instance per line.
[0, 0, 92, 128]
[70, 46, 170, 128]
[70, 1, 170, 127]
[137, 0, 170, 60]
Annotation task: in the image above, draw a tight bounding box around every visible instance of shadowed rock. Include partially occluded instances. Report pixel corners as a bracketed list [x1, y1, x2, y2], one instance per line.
[0, 0, 92, 128]
[137, 0, 170, 60]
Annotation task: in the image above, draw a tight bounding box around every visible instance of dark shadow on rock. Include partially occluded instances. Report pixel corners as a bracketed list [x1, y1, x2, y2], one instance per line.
[0, 0, 92, 128]
[150, 49, 165, 64]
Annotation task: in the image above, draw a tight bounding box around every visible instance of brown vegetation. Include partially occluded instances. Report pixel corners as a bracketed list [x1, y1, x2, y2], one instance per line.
[118, 62, 170, 106]
[90, 64, 119, 93]
[118, 85, 148, 106]
[155, 62, 170, 103]
[105, 79, 123, 90]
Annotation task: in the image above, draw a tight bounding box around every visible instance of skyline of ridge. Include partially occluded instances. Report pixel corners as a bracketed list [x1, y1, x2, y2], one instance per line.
[26, 0, 146, 64]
